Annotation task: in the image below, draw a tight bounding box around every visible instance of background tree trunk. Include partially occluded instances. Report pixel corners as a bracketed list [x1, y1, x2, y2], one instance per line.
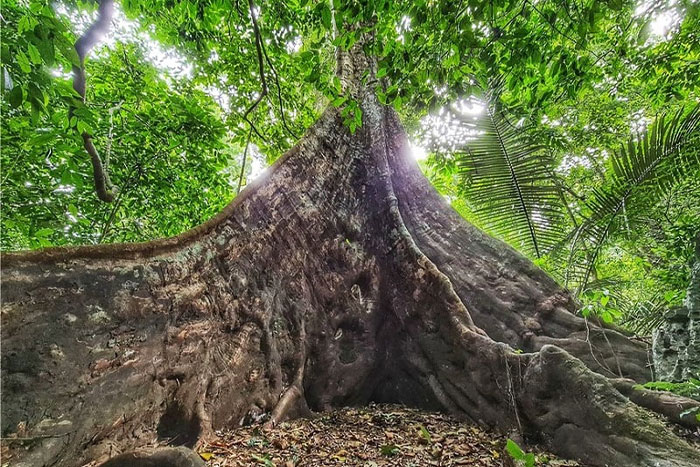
[653, 233, 700, 381]
[3, 49, 700, 466]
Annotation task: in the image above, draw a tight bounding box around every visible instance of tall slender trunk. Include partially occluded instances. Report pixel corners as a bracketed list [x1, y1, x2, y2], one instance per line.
[2, 40, 700, 467]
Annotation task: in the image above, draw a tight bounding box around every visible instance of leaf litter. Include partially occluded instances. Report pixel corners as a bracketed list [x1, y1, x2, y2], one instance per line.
[198, 403, 580, 466]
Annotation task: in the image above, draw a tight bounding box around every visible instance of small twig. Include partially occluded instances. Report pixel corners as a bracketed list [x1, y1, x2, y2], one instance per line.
[2, 432, 72, 443]
[97, 164, 139, 243]
[600, 327, 624, 378]
[583, 317, 616, 377]
[232, 0, 273, 148]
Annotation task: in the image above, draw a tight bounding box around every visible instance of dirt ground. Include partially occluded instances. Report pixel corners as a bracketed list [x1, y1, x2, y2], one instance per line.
[197, 404, 579, 466]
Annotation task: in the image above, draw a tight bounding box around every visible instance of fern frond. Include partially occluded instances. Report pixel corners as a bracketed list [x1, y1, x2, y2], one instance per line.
[452, 103, 566, 257]
[566, 103, 700, 292]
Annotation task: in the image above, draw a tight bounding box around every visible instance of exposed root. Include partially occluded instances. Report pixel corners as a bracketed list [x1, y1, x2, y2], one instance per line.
[518, 345, 700, 466]
[98, 446, 204, 467]
[266, 383, 310, 429]
[612, 378, 700, 429]
[266, 356, 310, 428]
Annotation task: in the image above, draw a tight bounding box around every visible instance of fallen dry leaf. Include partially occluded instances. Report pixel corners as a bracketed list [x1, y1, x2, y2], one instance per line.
[197, 404, 579, 466]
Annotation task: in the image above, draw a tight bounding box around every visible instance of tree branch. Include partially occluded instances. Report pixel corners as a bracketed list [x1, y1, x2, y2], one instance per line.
[71, 0, 116, 202]
[242, 0, 268, 123]
[260, 38, 299, 139]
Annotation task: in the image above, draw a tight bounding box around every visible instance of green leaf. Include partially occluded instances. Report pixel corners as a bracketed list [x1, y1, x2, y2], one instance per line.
[27, 82, 44, 106]
[354, 107, 362, 125]
[36, 39, 55, 66]
[320, 5, 332, 30]
[332, 76, 342, 94]
[8, 86, 23, 108]
[392, 95, 402, 111]
[332, 96, 347, 107]
[27, 43, 42, 64]
[17, 15, 38, 34]
[17, 51, 32, 73]
[419, 425, 431, 443]
[28, 131, 55, 147]
[77, 120, 94, 134]
[506, 439, 526, 460]
[380, 444, 399, 456]
[34, 228, 54, 238]
[450, 91, 565, 258]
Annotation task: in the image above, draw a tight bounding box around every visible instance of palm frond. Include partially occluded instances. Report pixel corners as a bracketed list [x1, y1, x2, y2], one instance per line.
[581, 279, 668, 335]
[566, 103, 700, 292]
[452, 102, 566, 257]
[619, 292, 671, 335]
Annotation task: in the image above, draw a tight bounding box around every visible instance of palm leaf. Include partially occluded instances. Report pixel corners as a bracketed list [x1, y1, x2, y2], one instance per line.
[581, 279, 668, 335]
[452, 102, 566, 257]
[566, 103, 700, 292]
[619, 292, 670, 335]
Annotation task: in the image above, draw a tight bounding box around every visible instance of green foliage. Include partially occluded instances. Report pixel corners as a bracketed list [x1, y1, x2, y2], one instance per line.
[580, 288, 622, 325]
[414, 0, 699, 334]
[567, 104, 700, 292]
[505, 439, 535, 467]
[1, 1, 241, 249]
[450, 95, 565, 257]
[380, 444, 400, 456]
[637, 378, 700, 401]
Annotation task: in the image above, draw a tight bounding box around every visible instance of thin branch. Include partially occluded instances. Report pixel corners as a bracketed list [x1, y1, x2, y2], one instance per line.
[236, 127, 254, 194]
[545, 167, 580, 228]
[71, 0, 116, 202]
[524, 0, 603, 62]
[242, 0, 268, 123]
[232, 0, 272, 147]
[260, 38, 299, 139]
[98, 163, 139, 243]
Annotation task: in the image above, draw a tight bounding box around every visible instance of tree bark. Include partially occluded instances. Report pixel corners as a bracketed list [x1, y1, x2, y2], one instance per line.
[653, 233, 700, 381]
[2, 45, 700, 467]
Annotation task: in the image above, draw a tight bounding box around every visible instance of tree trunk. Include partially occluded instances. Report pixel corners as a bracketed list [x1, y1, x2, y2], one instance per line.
[2, 46, 700, 467]
[653, 233, 700, 381]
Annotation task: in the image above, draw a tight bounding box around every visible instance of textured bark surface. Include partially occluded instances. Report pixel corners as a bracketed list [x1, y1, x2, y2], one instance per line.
[653, 235, 700, 381]
[2, 53, 700, 466]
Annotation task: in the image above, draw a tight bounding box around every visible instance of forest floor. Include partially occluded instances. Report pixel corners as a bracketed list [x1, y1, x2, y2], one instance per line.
[197, 404, 579, 466]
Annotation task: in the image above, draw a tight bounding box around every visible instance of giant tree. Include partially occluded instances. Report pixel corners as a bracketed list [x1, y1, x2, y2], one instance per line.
[2, 1, 700, 466]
